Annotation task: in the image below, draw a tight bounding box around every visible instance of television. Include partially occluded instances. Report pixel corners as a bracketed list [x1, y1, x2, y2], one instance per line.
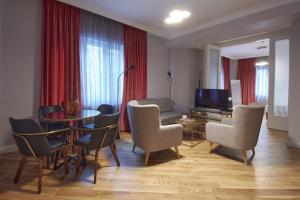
[195, 89, 230, 111]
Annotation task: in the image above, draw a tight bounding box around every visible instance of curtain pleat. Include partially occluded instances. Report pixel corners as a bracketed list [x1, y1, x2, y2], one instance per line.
[41, 0, 81, 109]
[238, 58, 256, 105]
[80, 10, 124, 110]
[222, 57, 231, 90]
[120, 25, 147, 131]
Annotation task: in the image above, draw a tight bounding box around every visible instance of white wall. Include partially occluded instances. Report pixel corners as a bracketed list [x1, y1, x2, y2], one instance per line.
[288, 21, 300, 148]
[0, 0, 42, 152]
[230, 59, 238, 80]
[147, 33, 170, 98]
[170, 48, 200, 107]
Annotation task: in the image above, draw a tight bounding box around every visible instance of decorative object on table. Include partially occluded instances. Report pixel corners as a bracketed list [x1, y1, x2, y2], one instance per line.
[206, 105, 265, 165]
[176, 117, 206, 147]
[9, 117, 70, 194]
[67, 97, 80, 114]
[116, 64, 134, 111]
[127, 100, 183, 166]
[73, 113, 120, 184]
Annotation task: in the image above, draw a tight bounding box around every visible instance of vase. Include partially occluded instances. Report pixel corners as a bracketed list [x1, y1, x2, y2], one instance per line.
[68, 98, 79, 114]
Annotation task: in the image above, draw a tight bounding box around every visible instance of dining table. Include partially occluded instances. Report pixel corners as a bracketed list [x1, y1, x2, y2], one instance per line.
[41, 109, 101, 168]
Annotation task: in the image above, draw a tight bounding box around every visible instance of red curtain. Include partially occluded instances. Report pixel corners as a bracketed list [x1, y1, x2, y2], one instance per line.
[238, 58, 256, 105]
[222, 57, 230, 90]
[120, 25, 147, 131]
[40, 0, 81, 110]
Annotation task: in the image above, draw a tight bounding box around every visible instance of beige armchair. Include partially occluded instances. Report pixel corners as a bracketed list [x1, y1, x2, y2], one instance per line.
[127, 100, 183, 166]
[206, 105, 265, 165]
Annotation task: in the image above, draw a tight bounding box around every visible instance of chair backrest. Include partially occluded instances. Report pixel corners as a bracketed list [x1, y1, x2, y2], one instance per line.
[233, 105, 265, 150]
[97, 104, 115, 115]
[127, 100, 160, 149]
[9, 117, 51, 157]
[39, 105, 64, 117]
[88, 113, 120, 150]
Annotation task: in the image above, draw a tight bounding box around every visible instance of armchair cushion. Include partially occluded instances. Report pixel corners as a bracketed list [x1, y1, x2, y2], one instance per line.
[75, 134, 91, 147]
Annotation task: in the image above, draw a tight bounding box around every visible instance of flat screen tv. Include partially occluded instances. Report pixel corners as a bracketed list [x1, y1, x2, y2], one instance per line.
[195, 89, 229, 111]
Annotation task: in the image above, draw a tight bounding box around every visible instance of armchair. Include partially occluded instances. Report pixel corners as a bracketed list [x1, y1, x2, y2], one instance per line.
[9, 117, 70, 194]
[73, 113, 120, 184]
[206, 105, 265, 165]
[127, 100, 183, 166]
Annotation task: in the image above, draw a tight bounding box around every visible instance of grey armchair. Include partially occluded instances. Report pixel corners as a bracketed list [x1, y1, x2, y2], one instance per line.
[74, 113, 120, 184]
[127, 100, 183, 166]
[38, 105, 68, 131]
[206, 105, 265, 165]
[83, 104, 115, 129]
[9, 117, 70, 194]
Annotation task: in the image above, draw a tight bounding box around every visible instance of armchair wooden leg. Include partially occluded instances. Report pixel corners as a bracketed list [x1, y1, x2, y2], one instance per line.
[76, 146, 82, 174]
[209, 142, 214, 153]
[242, 150, 248, 165]
[94, 150, 99, 184]
[14, 156, 27, 183]
[145, 152, 150, 166]
[38, 157, 43, 194]
[61, 147, 69, 175]
[132, 144, 136, 153]
[175, 147, 180, 159]
[46, 156, 50, 169]
[252, 148, 255, 156]
[53, 151, 60, 169]
[110, 144, 120, 166]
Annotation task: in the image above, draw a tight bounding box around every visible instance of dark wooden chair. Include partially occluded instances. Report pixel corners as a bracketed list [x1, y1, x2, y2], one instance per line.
[73, 113, 120, 184]
[9, 117, 70, 194]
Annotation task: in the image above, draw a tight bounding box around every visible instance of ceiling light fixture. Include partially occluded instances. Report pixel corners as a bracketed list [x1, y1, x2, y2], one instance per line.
[255, 61, 268, 66]
[165, 9, 191, 24]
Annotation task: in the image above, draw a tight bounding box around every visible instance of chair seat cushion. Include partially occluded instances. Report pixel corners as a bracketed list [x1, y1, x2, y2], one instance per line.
[75, 134, 91, 147]
[84, 123, 94, 129]
[49, 138, 68, 150]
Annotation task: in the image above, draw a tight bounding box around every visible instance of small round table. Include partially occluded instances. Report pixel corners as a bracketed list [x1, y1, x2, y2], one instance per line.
[176, 118, 206, 147]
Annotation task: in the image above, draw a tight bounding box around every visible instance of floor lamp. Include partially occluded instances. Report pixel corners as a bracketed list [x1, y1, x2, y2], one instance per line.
[116, 64, 135, 111]
[167, 71, 172, 99]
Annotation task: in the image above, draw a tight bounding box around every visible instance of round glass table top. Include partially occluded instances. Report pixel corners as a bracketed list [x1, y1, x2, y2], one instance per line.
[41, 109, 100, 122]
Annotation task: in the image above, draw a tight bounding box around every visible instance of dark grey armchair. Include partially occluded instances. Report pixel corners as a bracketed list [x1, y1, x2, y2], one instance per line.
[73, 113, 120, 184]
[83, 104, 115, 129]
[9, 117, 70, 194]
[38, 105, 68, 131]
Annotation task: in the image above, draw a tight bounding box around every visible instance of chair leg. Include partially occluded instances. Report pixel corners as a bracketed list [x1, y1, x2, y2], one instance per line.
[252, 148, 255, 156]
[175, 147, 180, 159]
[46, 156, 50, 169]
[242, 150, 248, 165]
[209, 142, 214, 153]
[14, 156, 27, 183]
[53, 150, 60, 169]
[38, 157, 43, 194]
[61, 147, 69, 175]
[110, 144, 120, 166]
[145, 152, 150, 166]
[81, 148, 87, 167]
[132, 144, 136, 153]
[76, 146, 82, 174]
[94, 151, 99, 184]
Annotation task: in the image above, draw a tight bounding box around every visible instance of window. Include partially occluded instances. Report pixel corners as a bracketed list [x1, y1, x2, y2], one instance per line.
[80, 37, 124, 109]
[255, 65, 269, 105]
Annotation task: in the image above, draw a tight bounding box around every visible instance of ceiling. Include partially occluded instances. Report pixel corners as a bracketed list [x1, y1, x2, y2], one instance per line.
[60, 0, 300, 48]
[221, 39, 269, 59]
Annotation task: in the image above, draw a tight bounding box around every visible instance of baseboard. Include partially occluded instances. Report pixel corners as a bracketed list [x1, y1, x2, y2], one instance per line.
[287, 139, 300, 149]
[0, 144, 17, 155]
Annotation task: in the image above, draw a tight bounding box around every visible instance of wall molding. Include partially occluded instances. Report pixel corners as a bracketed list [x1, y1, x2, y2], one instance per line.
[0, 144, 17, 155]
[287, 139, 300, 149]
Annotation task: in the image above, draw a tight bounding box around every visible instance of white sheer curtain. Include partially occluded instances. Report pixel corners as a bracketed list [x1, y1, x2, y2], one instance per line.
[80, 11, 124, 110]
[255, 65, 269, 105]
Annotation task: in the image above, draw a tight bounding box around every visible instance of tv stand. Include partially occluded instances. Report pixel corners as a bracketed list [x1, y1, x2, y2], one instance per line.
[190, 107, 232, 122]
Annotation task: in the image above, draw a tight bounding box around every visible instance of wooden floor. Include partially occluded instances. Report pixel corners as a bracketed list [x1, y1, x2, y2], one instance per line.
[1, 121, 300, 199]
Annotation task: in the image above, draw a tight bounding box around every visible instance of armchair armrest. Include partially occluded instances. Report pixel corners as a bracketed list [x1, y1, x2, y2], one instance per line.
[15, 128, 71, 136]
[206, 122, 236, 148]
[221, 117, 233, 125]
